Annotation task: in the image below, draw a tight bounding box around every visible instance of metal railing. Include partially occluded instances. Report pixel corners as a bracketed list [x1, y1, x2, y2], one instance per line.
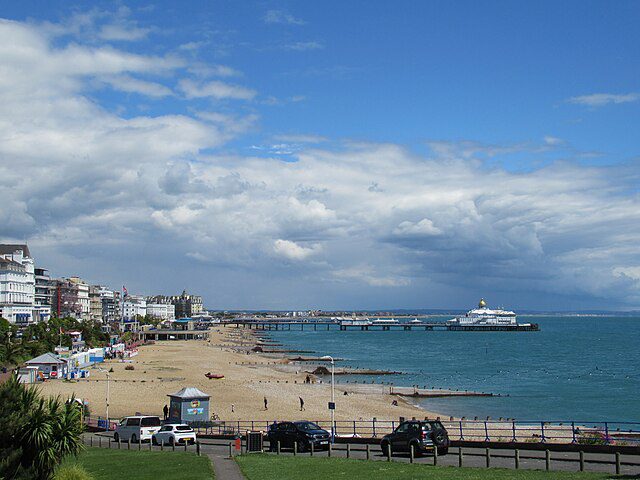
[186, 419, 640, 446]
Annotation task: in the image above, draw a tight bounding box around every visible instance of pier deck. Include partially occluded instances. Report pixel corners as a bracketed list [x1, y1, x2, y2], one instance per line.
[224, 319, 539, 332]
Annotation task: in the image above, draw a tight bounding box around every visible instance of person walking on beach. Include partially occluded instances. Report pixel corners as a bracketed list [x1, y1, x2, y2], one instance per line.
[299, 397, 305, 411]
[163, 404, 168, 420]
[264, 396, 268, 410]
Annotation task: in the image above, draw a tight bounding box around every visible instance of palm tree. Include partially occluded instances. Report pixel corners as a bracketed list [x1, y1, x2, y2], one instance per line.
[0, 376, 84, 480]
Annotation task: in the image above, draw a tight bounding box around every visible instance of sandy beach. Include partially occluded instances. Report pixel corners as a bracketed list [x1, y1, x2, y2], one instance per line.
[38, 326, 439, 422]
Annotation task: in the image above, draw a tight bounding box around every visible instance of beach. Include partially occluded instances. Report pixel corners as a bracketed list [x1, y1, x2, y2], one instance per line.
[38, 326, 437, 422]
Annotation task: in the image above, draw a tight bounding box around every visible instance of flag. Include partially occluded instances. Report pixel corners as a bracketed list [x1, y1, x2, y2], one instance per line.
[123, 285, 128, 298]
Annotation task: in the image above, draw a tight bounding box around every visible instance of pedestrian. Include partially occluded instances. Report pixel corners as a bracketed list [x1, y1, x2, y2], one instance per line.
[163, 404, 168, 420]
[231, 404, 235, 413]
[264, 396, 268, 410]
[299, 397, 305, 411]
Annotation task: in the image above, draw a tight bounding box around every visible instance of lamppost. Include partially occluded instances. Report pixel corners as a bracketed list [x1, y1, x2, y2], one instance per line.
[98, 368, 110, 432]
[321, 355, 335, 442]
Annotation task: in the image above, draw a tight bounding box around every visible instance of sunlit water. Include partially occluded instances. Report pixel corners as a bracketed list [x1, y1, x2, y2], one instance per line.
[265, 316, 640, 422]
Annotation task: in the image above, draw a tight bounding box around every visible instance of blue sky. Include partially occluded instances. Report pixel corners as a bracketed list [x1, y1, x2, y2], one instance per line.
[1, 1, 639, 310]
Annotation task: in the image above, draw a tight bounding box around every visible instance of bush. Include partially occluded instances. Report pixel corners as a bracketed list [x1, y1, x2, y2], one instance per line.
[54, 464, 93, 480]
[124, 365, 134, 370]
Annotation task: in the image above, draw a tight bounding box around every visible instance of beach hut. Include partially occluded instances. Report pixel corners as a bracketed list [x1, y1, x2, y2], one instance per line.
[25, 352, 68, 379]
[167, 387, 210, 423]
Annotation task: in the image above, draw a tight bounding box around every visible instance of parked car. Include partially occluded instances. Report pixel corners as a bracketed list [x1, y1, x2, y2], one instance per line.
[267, 421, 331, 452]
[114, 416, 161, 443]
[380, 420, 450, 456]
[152, 424, 197, 445]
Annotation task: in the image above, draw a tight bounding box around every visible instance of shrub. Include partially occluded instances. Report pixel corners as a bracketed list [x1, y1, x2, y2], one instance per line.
[54, 465, 93, 480]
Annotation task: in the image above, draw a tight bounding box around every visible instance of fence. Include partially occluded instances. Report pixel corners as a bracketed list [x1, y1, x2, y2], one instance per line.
[83, 416, 640, 445]
[186, 419, 640, 446]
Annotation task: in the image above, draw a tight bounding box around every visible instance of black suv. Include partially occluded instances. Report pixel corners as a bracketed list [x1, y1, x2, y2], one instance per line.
[381, 420, 450, 456]
[267, 421, 331, 452]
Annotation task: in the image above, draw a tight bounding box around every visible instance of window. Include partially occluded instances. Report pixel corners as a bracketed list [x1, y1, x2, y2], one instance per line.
[175, 425, 192, 431]
[395, 423, 410, 433]
[159, 426, 172, 432]
[295, 422, 321, 431]
[141, 417, 161, 427]
[126, 418, 140, 427]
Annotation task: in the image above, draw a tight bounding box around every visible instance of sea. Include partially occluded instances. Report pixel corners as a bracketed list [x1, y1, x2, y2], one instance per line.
[265, 316, 640, 423]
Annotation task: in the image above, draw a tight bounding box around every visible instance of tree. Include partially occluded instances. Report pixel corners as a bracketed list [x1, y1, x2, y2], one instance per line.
[0, 376, 84, 480]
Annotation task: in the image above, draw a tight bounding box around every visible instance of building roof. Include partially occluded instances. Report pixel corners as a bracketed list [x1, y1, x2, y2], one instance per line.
[25, 352, 66, 365]
[0, 257, 23, 267]
[0, 244, 31, 257]
[167, 386, 210, 399]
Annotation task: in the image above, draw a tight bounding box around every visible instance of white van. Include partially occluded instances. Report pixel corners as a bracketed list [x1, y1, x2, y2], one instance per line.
[114, 416, 161, 443]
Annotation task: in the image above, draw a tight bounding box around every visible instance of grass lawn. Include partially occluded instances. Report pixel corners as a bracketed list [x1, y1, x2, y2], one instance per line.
[61, 447, 214, 480]
[235, 454, 621, 480]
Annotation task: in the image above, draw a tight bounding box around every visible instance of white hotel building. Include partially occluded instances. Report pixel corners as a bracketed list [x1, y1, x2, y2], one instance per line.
[122, 295, 147, 320]
[0, 244, 36, 324]
[146, 302, 175, 321]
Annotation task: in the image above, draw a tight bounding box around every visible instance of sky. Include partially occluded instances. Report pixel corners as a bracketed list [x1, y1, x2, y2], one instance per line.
[1, 1, 639, 311]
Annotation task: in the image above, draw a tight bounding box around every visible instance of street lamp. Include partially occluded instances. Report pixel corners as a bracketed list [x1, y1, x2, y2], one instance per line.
[97, 368, 110, 432]
[320, 355, 335, 442]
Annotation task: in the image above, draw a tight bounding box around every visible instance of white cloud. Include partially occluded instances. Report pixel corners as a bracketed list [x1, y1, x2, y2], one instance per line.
[273, 239, 319, 260]
[567, 92, 640, 107]
[283, 41, 323, 51]
[394, 219, 442, 237]
[178, 78, 256, 100]
[613, 266, 640, 280]
[263, 10, 306, 26]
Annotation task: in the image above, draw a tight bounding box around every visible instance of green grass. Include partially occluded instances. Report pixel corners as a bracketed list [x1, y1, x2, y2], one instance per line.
[235, 454, 621, 480]
[61, 447, 214, 480]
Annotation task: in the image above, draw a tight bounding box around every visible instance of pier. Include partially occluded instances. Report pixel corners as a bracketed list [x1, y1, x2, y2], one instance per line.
[224, 319, 539, 332]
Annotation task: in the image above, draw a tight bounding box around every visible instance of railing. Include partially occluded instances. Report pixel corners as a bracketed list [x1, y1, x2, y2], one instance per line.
[187, 419, 640, 446]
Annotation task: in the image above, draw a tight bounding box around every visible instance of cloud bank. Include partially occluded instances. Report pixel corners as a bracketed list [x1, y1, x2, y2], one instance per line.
[1, 15, 639, 310]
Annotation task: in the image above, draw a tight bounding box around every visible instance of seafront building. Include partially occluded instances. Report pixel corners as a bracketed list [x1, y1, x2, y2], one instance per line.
[68, 277, 90, 320]
[34, 267, 53, 322]
[99, 287, 121, 323]
[0, 244, 36, 324]
[171, 290, 204, 318]
[88, 285, 103, 322]
[146, 300, 175, 321]
[122, 295, 147, 320]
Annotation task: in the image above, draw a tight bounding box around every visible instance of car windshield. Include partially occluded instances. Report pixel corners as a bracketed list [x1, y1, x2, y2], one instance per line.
[141, 417, 161, 427]
[175, 425, 192, 431]
[295, 422, 321, 431]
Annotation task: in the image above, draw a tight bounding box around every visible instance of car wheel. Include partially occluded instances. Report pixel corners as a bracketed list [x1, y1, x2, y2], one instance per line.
[131, 434, 138, 443]
[381, 441, 391, 456]
[269, 441, 277, 452]
[113, 432, 120, 443]
[437, 447, 449, 456]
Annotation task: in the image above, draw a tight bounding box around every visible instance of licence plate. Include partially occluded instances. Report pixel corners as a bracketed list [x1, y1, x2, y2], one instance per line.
[320, 441, 328, 444]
